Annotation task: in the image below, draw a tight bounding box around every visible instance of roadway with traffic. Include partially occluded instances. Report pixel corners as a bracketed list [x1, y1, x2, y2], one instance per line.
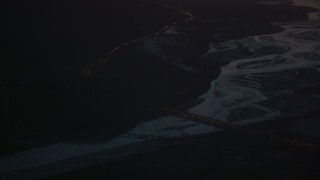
[81, 2, 194, 77]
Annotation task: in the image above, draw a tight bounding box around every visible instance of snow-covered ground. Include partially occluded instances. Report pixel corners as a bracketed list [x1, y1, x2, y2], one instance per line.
[293, 0, 320, 20]
[1, 0, 320, 177]
[190, 21, 320, 124]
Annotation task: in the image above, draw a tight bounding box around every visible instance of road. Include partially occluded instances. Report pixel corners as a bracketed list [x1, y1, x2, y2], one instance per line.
[81, 1, 195, 77]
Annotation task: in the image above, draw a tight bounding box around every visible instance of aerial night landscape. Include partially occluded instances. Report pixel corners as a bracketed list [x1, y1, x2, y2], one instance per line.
[2, 0, 320, 179]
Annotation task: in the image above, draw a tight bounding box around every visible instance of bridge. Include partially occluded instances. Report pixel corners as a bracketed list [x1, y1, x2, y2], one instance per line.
[119, 133, 166, 140]
[117, 108, 241, 141]
[117, 108, 320, 149]
[165, 108, 239, 129]
[165, 108, 320, 148]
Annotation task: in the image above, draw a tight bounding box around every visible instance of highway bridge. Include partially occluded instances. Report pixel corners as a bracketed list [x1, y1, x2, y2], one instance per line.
[117, 108, 320, 149]
[165, 108, 239, 129]
[119, 133, 166, 140]
[165, 108, 320, 149]
[117, 108, 240, 141]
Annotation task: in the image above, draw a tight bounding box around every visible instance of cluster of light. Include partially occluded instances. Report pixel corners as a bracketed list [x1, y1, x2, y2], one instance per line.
[81, 65, 94, 77]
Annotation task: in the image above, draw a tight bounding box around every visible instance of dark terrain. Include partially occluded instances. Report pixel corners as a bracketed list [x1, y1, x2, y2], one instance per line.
[41, 130, 320, 180]
[1, 0, 187, 145]
[1, 0, 320, 179]
[1, 0, 312, 144]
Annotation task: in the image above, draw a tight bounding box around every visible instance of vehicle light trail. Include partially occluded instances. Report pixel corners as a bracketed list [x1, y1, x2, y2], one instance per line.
[100, 8, 194, 64]
[81, 3, 194, 77]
